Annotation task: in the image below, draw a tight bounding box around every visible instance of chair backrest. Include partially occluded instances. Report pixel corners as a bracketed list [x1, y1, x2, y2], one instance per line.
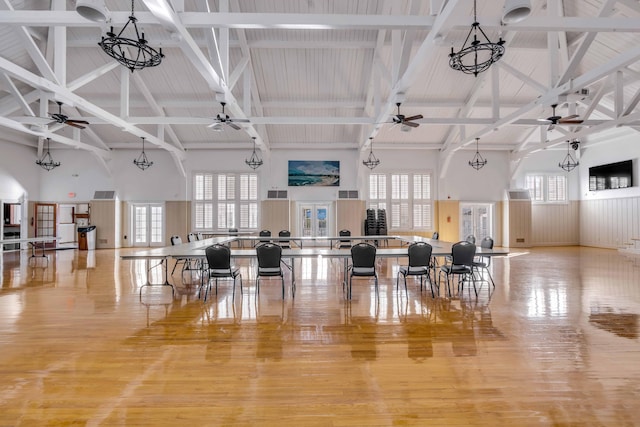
[187, 233, 198, 242]
[432, 231, 439, 240]
[205, 244, 232, 269]
[451, 241, 477, 266]
[339, 229, 351, 238]
[170, 235, 182, 246]
[350, 242, 376, 269]
[228, 228, 238, 233]
[408, 242, 433, 267]
[480, 236, 494, 249]
[256, 243, 282, 269]
[466, 235, 476, 245]
[278, 230, 290, 238]
[196, 232, 203, 241]
[259, 229, 271, 243]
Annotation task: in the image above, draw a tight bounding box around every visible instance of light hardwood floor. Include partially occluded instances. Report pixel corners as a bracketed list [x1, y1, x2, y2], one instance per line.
[1, 246, 639, 426]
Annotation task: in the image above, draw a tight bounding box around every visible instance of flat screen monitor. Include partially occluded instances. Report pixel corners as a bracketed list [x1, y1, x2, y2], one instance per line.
[588, 159, 634, 191]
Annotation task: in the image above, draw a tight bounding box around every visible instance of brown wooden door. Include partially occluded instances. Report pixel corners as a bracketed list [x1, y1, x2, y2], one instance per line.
[35, 203, 57, 249]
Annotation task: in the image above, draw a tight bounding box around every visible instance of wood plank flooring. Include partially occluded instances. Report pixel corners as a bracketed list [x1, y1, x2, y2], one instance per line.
[1, 246, 640, 426]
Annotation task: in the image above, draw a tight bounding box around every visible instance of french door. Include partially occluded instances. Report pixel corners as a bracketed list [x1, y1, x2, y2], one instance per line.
[460, 203, 493, 242]
[132, 203, 164, 247]
[35, 203, 56, 248]
[300, 203, 330, 238]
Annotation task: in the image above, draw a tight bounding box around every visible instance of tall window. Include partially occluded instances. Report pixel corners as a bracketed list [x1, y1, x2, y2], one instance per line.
[525, 174, 567, 203]
[368, 172, 433, 231]
[193, 172, 258, 230]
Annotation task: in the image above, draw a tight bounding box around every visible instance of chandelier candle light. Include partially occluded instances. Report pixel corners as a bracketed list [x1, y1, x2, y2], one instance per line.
[98, 0, 164, 72]
[36, 138, 61, 171]
[559, 140, 579, 172]
[133, 137, 153, 170]
[449, 0, 505, 76]
[245, 137, 263, 169]
[363, 137, 380, 170]
[469, 137, 487, 170]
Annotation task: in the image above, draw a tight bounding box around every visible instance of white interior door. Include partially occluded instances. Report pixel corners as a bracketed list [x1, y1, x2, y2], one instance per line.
[132, 204, 164, 247]
[460, 203, 493, 242]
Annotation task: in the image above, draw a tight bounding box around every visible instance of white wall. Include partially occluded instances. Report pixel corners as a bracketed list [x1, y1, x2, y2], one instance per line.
[578, 129, 640, 247]
[0, 142, 39, 200]
[440, 150, 510, 202]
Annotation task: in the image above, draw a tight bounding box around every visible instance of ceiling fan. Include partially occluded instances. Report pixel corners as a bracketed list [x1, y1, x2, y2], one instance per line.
[390, 102, 423, 128]
[11, 101, 89, 129]
[537, 104, 583, 131]
[207, 102, 250, 131]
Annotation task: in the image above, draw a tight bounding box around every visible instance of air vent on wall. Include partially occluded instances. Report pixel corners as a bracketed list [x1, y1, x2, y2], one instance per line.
[267, 190, 288, 199]
[93, 190, 116, 199]
[338, 190, 359, 199]
[507, 189, 530, 200]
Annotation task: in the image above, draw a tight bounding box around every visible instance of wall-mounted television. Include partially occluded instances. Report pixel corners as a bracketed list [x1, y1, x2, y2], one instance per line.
[588, 159, 634, 191]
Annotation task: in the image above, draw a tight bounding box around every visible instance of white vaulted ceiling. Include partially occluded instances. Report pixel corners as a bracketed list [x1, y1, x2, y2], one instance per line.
[1, 0, 640, 177]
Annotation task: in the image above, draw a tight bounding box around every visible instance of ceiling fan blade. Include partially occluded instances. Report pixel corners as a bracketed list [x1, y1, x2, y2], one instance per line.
[65, 121, 86, 129]
[547, 123, 556, 131]
[537, 118, 552, 123]
[559, 118, 583, 124]
[67, 119, 90, 125]
[403, 114, 423, 122]
[561, 114, 579, 120]
[228, 122, 242, 131]
[230, 118, 251, 123]
[404, 121, 419, 128]
[207, 121, 220, 128]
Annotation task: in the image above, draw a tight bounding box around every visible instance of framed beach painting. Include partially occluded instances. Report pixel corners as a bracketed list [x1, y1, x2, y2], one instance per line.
[288, 160, 340, 187]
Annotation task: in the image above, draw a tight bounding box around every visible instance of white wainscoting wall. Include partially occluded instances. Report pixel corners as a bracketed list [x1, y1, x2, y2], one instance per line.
[531, 202, 580, 246]
[580, 196, 640, 249]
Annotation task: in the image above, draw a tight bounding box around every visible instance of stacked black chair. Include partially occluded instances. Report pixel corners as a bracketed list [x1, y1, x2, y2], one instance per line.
[365, 209, 377, 236]
[377, 209, 387, 235]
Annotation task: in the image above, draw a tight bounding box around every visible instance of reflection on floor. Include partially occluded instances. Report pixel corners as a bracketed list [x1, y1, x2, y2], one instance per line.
[1, 246, 639, 425]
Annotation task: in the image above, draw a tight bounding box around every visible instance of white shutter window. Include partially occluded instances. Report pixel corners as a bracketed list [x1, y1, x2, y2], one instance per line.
[547, 175, 566, 201]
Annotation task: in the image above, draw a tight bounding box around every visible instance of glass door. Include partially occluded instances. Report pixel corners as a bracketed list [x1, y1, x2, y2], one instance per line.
[460, 203, 493, 242]
[300, 204, 330, 238]
[132, 204, 164, 247]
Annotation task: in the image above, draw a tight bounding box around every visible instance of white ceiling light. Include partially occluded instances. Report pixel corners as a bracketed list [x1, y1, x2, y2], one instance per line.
[502, 0, 531, 24]
[75, 0, 110, 22]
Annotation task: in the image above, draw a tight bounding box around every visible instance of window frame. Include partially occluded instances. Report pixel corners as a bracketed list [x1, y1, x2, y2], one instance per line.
[525, 173, 568, 204]
[367, 171, 434, 231]
[192, 171, 259, 232]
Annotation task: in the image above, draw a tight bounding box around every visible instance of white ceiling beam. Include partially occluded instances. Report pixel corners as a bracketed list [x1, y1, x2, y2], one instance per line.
[557, 0, 618, 87]
[4, 11, 640, 33]
[0, 1, 58, 84]
[0, 73, 34, 116]
[0, 56, 185, 157]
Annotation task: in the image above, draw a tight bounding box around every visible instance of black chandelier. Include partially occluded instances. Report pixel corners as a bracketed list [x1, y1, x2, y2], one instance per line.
[363, 137, 380, 170]
[245, 137, 263, 169]
[559, 140, 579, 172]
[449, 0, 505, 77]
[469, 137, 488, 170]
[98, 0, 164, 72]
[133, 137, 153, 170]
[36, 138, 61, 171]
